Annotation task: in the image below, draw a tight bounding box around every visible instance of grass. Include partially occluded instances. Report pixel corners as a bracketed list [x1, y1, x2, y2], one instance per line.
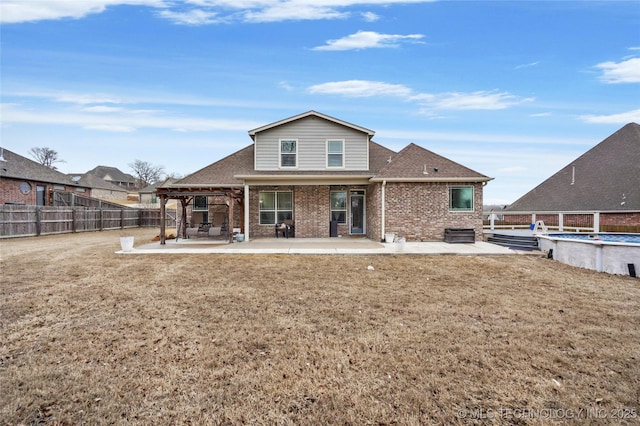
[1, 229, 639, 424]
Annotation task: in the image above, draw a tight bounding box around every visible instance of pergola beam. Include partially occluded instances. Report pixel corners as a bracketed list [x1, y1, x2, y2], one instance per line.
[156, 186, 244, 245]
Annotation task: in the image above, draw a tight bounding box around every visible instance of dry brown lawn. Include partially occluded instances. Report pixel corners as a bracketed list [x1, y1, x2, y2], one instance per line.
[1, 228, 639, 425]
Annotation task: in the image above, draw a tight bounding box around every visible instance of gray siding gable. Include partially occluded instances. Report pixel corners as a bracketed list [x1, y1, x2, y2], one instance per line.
[254, 115, 369, 171]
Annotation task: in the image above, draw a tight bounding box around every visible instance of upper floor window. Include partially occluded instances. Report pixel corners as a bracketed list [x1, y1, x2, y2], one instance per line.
[280, 140, 297, 168]
[193, 196, 208, 211]
[449, 186, 474, 212]
[327, 140, 344, 168]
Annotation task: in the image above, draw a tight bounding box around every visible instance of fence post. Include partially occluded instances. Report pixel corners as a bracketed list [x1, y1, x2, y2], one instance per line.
[35, 207, 42, 236]
[72, 207, 77, 233]
[99, 207, 104, 231]
[558, 213, 564, 232]
[121, 208, 125, 229]
[593, 212, 600, 233]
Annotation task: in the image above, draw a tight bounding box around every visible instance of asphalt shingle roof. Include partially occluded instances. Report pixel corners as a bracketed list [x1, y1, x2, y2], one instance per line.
[69, 173, 127, 192]
[86, 166, 136, 184]
[0, 148, 78, 186]
[372, 143, 491, 182]
[507, 122, 640, 211]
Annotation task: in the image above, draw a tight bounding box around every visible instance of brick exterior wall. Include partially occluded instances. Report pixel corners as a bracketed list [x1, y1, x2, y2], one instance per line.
[383, 182, 484, 241]
[1, 179, 37, 205]
[366, 183, 382, 241]
[600, 212, 640, 226]
[245, 182, 484, 241]
[249, 185, 369, 238]
[0, 178, 76, 206]
[600, 212, 640, 232]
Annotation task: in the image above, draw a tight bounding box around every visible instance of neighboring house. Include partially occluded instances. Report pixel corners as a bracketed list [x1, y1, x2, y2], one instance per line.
[0, 148, 86, 205]
[505, 123, 640, 228]
[157, 111, 492, 242]
[85, 165, 137, 189]
[68, 173, 128, 201]
[139, 178, 177, 207]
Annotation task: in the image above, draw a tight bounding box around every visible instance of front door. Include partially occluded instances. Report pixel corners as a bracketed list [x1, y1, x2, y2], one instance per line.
[350, 190, 365, 234]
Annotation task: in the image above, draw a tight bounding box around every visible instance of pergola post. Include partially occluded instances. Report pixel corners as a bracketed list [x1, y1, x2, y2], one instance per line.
[180, 198, 189, 239]
[227, 191, 234, 243]
[160, 195, 167, 245]
[244, 184, 250, 242]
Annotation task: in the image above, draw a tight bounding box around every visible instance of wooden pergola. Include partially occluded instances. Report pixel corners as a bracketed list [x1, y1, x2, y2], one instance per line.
[156, 185, 244, 245]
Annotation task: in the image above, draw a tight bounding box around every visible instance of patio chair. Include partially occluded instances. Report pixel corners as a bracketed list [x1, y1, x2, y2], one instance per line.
[275, 220, 295, 238]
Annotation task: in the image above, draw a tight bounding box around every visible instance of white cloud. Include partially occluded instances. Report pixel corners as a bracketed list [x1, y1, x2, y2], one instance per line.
[0, 0, 166, 24]
[376, 128, 589, 146]
[1, 0, 436, 24]
[243, 4, 347, 22]
[514, 61, 539, 70]
[307, 80, 534, 111]
[361, 11, 380, 22]
[308, 80, 414, 97]
[0, 103, 259, 133]
[83, 106, 124, 113]
[313, 30, 424, 51]
[427, 91, 534, 111]
[85, 124, 137, 132]
[579, 108, 640, 124]
[158, 8, 221, 25]
[595, 57, 640, 84]
[279, 81, 295, 91]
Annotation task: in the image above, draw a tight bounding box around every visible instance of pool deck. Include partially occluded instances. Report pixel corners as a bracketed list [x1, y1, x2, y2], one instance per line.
[119, 236, 522, 255]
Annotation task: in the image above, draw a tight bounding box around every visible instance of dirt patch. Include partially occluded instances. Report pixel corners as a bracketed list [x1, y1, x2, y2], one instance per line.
[1, 229, 639, 424]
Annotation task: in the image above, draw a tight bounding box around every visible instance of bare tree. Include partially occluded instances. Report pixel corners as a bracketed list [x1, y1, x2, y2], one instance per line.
[29, 147, 65, 169]
[129, 159, 165, 188]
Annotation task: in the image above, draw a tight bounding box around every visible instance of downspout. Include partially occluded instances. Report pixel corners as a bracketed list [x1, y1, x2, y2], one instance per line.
[381, 180, 386, 242]
[244, 184, 250, 242]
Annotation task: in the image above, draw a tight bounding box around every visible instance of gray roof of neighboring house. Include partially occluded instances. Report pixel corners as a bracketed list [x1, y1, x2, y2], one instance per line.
[86, 165, 136, 184]
[68, 173, 128, 192]
[0, 148, 79, 187]
[506, 122, 640, 211]
[140, 177, 178, 193]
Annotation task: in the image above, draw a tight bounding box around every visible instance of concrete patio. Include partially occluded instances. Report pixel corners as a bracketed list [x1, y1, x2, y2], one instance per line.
[118, 236, 519, 255]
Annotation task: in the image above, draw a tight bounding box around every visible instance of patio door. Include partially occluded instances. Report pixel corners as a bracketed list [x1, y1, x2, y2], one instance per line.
[36, 185, 46, 206]
[350, 190, 365, 234]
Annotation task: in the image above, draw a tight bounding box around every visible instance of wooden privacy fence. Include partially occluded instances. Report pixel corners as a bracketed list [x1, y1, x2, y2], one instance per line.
[0, 205, 177, 238]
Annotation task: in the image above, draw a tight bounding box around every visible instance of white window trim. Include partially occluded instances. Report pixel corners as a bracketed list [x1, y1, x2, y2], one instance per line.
[279, 139, 298, 169]
[259, 191, 294, 225]
[449, 186, 475, 212]
[326, 139, 345, 168]
[330, 190, 347, 224]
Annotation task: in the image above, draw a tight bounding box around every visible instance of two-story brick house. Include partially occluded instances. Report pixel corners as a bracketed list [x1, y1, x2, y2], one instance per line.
[157, 111, 491, 242]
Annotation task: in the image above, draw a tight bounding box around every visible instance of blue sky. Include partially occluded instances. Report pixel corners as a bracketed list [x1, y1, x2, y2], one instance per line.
[1, 0, 639, 205]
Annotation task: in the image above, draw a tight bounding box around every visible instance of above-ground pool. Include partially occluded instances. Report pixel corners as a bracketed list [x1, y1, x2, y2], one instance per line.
[538, 233, 640, 276]
[550, 233, 640, 244]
